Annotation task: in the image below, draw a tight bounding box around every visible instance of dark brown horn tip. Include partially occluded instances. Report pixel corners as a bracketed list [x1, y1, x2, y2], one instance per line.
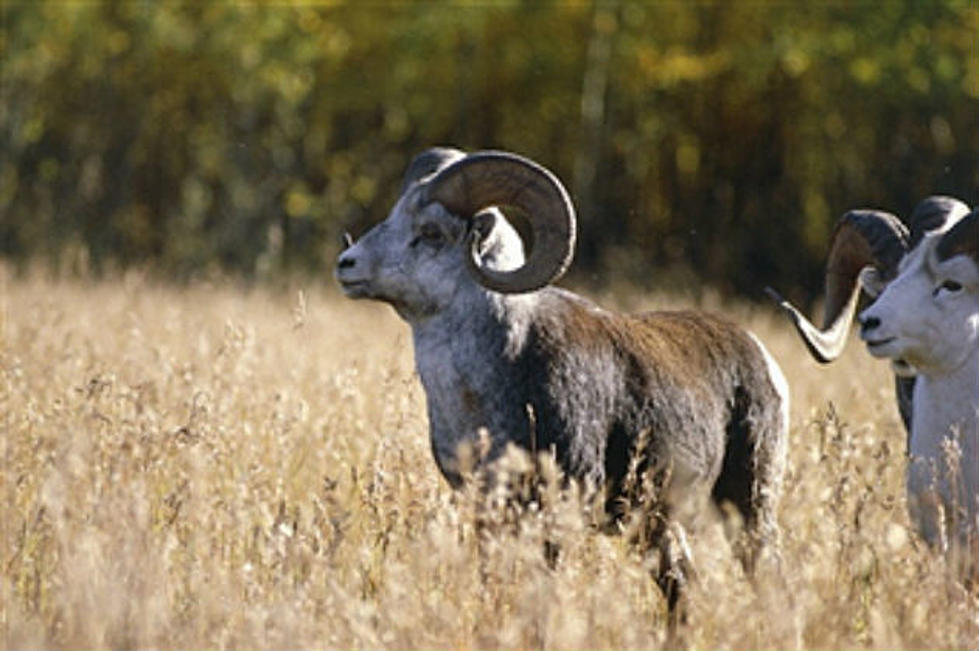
[764, 286, 787, 305]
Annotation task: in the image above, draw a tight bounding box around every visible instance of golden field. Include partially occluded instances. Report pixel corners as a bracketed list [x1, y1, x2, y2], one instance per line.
[2, 268, 976, 650]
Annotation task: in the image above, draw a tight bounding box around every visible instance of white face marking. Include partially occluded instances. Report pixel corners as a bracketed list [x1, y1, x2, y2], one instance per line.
[859, 233, 979, 375]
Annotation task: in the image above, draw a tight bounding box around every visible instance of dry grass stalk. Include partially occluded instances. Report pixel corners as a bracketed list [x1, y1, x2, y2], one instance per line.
[2, 269, 976, 649]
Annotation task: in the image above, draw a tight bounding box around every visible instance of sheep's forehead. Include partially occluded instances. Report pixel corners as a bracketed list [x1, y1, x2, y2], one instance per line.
[904, 234, 979, 285]
[386, 191, 420, 228]
[933, 253, 979, 287]
[894, 236, 931, 277]
[387, 187, 455, 229]
[895, 233, 943, 277]
[368, 194, 418, 244]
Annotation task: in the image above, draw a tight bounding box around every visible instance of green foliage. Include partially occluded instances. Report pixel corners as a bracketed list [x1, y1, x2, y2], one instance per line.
[2, 1, 976, 298]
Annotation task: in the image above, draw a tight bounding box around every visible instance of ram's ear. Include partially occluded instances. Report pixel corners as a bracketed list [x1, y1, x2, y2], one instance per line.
[467, 210, 498, 256]
[858, 266, 886, 298]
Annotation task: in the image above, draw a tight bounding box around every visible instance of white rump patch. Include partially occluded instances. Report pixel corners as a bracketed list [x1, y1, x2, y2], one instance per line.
[748, 332, 790, 433]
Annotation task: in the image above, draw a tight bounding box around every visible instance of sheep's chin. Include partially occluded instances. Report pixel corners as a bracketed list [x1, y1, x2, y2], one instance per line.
[338, 280, 372, 298]
[891, 359, 917, 377]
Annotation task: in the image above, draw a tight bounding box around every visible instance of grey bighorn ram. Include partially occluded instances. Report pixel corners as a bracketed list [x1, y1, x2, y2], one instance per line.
[336, 148, 790, 609]
[768, 196, 978, 553]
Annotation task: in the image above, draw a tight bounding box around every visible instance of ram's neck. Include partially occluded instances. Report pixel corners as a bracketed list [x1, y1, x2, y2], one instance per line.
[910, 347, 978, 475]
[913, 343, 979, 427]
[410, 288, 535, 369]
[907, 347, 978, 544]
[408, 287, 539, 482]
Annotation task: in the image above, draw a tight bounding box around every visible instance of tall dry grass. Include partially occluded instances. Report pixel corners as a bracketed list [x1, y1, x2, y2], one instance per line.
[2, 268, 976, 649]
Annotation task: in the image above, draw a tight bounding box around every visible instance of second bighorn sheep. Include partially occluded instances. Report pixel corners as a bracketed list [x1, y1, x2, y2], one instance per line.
[768, 197, 978, 550]
[336, 148, 789, 610]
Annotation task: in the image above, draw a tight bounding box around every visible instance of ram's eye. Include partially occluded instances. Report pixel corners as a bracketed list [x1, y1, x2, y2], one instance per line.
[418, 223, 444, 246]
[934, 279, 963, 296]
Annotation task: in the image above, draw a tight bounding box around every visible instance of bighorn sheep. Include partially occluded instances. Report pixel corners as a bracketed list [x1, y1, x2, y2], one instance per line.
[335, 147, 789, 611]
[768, 196, 978, 551]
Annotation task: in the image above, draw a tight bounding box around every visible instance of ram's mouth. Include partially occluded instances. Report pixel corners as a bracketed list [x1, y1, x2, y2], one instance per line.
[863, 335, 904, 360]
[337, 279, 372, 298]
[864, 336, 896, 349]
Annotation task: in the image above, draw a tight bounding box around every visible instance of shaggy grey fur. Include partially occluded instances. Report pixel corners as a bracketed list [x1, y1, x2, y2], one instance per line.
[337, 148, 790, 612]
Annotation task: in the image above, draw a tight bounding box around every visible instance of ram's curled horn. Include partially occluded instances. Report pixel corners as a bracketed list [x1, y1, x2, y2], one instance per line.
[908, 195, 971, 249]
[937, 207, 979, 263]
[768, 209, 909, 363]
[423, 150, 577, 294]
[401, 147, 467, 194]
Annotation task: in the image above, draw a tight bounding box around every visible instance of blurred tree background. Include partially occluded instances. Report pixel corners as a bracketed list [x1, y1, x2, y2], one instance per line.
[2, 1, 977, 303]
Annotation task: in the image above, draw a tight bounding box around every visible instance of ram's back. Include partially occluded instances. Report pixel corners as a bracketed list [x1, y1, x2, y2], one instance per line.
[519, 290, 783, 498]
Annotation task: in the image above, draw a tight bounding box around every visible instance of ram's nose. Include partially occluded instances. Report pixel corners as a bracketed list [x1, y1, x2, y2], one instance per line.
[335, 243, 367, 296]
[336, 254, 355, 271]
[336, 232, 357, 273]
[859, 313, 881, 335]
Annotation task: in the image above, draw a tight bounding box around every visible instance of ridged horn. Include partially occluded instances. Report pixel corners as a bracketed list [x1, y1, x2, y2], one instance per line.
[768, 209, 909, 363]
[908, 195, 970, 249]
[423, 150, 577, 294]
[937, 208, 978, 263]
[401, 147, 466, 195]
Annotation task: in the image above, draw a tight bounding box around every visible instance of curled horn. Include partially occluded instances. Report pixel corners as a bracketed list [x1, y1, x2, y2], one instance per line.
[423, 150, 577, 294]
[767, 210, 908, 363]
[937, 207, 979, 263]
[401, 147, 466, 195]
[908, 195, 970, 249]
